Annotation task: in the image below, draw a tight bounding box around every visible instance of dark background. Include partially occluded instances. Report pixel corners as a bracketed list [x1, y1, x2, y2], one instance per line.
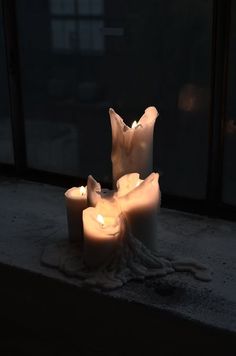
[0, 0, 235, 211]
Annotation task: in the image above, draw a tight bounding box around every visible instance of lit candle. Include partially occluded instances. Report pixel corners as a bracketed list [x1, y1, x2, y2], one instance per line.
[83, 206, 125, 268]
[109, 106, 158, 186]
[65, 186, 87, 242]
[115, 172, 161, 250]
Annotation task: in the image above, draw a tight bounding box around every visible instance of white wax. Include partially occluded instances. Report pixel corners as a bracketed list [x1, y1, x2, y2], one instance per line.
[83, 206, 124, 268]
[115, 172, 161, 250]
[65, 186, 87, 242]
[87, 175, 102, 207]
[110, 106, 158, 186]
[116, 173, 143, 197]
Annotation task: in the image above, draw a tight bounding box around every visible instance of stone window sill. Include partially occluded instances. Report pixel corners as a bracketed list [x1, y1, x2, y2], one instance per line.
[0, 176, 235, 355]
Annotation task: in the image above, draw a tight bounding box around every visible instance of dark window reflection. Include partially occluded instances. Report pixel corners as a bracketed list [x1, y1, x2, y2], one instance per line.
[50, 0, 75, 15]
[16, 0, 211, 197]
[0, 8, 14, 164]
[51, 20, 77, 50]
[79, 0, 104, 15]
[223, 0, 236, 205]
[50, 0, 104, 53]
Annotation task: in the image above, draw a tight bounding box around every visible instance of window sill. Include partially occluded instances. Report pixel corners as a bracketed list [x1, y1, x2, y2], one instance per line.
[0, 176, 235, 355]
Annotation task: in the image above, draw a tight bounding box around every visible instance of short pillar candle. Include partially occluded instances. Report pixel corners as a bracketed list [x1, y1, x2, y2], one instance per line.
[83, 206, 124, 268]
[65, 186, 87, 243]
[116, 172, 161, 250]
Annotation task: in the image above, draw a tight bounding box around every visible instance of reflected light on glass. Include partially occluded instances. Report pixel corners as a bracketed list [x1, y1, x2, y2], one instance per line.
[178, 84, 207, 113]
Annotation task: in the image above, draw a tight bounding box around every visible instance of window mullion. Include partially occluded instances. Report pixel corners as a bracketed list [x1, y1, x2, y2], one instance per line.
[207, 0, 231, 210]
[2, 0, 27, 174]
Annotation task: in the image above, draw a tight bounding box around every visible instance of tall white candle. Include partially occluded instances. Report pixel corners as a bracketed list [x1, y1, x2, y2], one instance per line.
[83, 206, 125, 268]
[115, 172, 161, 250]
[65, 186, 87, 242]
[109, 106, 158, 186]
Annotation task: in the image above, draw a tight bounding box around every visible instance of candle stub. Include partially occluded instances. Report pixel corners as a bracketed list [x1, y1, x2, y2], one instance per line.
[83, 207, 124, 268]
[115, 172, 161, 250]
[65, 186, 87, 242]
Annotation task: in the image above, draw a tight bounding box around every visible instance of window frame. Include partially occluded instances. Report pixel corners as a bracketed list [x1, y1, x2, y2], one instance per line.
[1, 0, 236, 221]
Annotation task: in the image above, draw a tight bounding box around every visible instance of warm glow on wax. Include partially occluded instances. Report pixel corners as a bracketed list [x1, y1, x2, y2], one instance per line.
[83, 206, 125, 267]
[116, 172, 161, 250]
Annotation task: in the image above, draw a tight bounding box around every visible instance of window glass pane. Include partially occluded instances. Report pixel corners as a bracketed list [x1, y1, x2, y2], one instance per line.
[153, 2, 211, 199]
[79, 20, 104, 52]
[78, 0, 103, 16]
[78, 20, 91, 51]
[78, 0, 90, 15]
[91, 0, 104, 15]
[223, 1, 236, 205]
[50, 0, 75, 15]
[16, 0, 211, 195]
[0, 9, 14, 164]
[91, 20, 104, 51]
[51, 19, 77, 51]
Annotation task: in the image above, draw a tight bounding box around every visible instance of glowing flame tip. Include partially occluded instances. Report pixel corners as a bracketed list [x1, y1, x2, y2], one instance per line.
[96, 214, 104, 226]
[79, 186, 86, 195]
[131, 120, 138, 129]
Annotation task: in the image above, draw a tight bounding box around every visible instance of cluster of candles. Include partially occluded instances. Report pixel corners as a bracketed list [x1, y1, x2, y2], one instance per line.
[65, 106, 160, 268]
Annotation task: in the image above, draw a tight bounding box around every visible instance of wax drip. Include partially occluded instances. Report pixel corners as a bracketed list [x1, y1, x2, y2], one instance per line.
[41, 232, 211, 291]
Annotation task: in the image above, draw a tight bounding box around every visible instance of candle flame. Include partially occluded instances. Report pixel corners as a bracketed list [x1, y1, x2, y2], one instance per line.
[131, 120, 138, 129]
[96, 214, 104, 226]
[79, 186, 86, 195]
